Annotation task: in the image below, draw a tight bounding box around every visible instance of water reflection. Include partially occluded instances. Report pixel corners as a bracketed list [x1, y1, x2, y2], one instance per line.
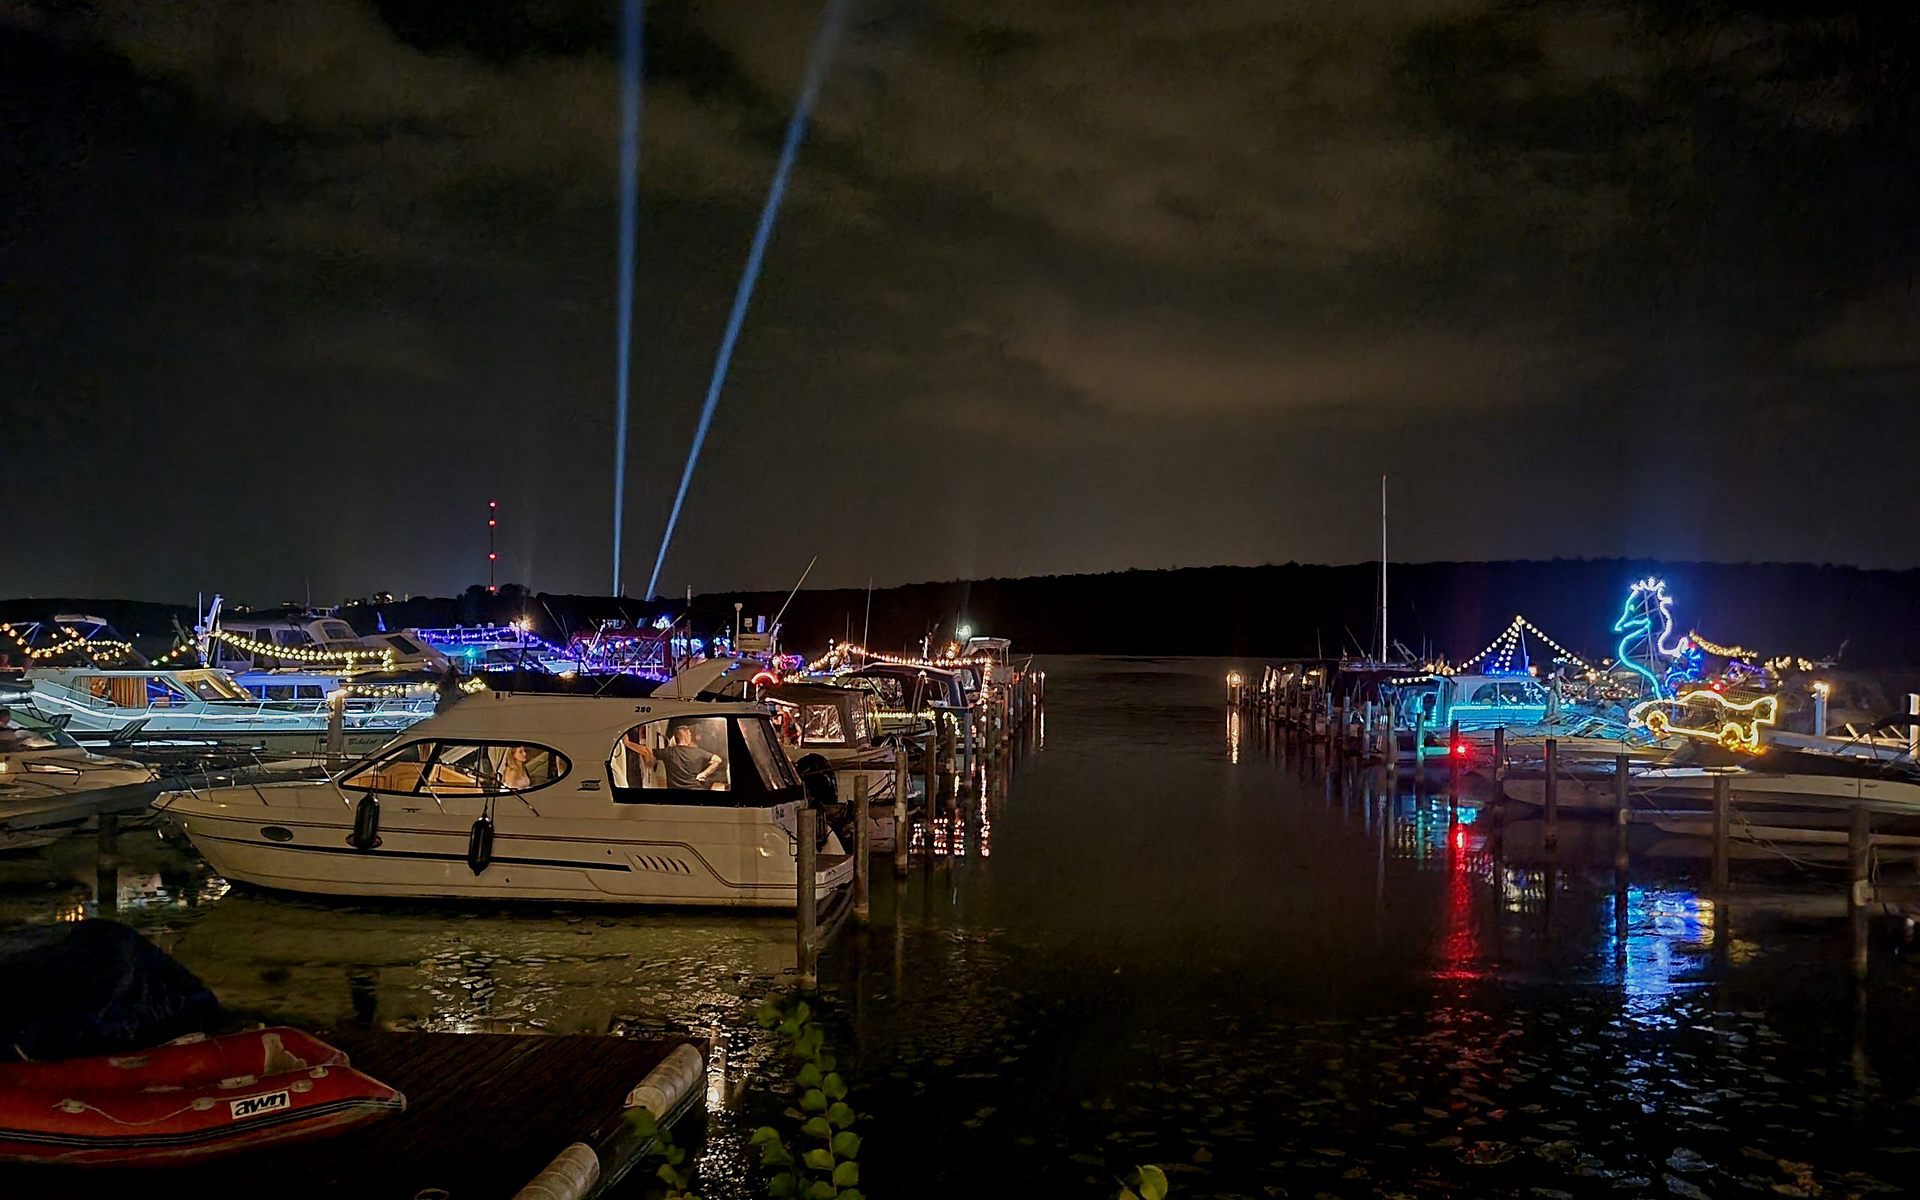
[0, 658, 1914, 1200]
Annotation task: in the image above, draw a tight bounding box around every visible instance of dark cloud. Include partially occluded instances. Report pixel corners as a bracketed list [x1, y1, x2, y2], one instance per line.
[3, 0, 1917, 605]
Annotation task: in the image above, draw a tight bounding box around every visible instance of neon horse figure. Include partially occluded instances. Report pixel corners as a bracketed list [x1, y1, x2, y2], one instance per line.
[1611, 577, 1687, 698]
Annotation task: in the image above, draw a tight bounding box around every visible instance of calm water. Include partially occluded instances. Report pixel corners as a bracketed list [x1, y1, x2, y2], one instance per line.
[4, 656, 1918, 1198]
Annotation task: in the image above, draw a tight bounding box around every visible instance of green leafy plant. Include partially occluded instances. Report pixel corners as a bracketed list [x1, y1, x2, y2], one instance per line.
[1118, 1164, 1168, 1200]
[751, 997, 863, 1200]
[628, 1107, 700, 1200]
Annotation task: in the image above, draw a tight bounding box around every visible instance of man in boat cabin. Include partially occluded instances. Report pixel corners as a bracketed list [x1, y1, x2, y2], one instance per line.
[0, 707, 27, 749]
[626, 721, 725, 790]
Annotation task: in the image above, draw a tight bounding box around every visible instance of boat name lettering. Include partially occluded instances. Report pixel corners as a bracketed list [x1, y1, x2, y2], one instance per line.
[230, 1090, 291, 1119]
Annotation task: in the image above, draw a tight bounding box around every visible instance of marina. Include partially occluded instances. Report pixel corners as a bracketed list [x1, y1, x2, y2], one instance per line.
[10, 1, 1920, 1196]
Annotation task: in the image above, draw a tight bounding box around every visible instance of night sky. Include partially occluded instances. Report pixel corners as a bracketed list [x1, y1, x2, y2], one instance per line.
[5, 1, 1917, 603]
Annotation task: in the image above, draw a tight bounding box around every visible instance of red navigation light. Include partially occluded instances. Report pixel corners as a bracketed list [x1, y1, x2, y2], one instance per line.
[1452, 741, 1469, 756]
[488, 552, 498, 561]
[488, 519, 497, 527]
[1711, 680, 1724, 692]
[489, 500, 498, 509]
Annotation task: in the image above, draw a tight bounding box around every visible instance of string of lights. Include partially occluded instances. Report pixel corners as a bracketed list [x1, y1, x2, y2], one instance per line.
[207, 629, 396, 668]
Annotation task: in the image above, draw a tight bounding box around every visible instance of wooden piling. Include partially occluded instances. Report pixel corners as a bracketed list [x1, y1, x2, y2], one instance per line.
[923, 730, 938, 820]
[796, 807, 818, 990]
[1542, 737, 1558, 851]
[892, 744, 909, 877]
[1849, 804, 1871, 981]
[852, 775, 870, 923]
[95, 812, 120, 916]
[1613, 752, 1630, 943]
[1711, 775, 1731, 892]
[1492, 726, 1506, 780]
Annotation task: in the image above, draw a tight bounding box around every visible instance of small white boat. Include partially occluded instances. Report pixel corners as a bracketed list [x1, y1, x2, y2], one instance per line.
[155, 661, 851, 907]
[1503, 762, 1920, 821]
[0, 709, 157, 852]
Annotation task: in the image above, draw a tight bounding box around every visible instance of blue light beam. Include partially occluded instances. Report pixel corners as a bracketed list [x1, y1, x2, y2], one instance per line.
[612, 0, 644, 597]
[645, 0, 853, 599]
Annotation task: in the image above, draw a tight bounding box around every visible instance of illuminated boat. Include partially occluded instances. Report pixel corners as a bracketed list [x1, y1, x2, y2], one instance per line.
[205, 610, 451, 675]
[155, 660, 853, 907]
[0, 709, 156, 852]
[761, 680, 918, 849]
[23, 667, 428, 759]
[0, 1027, 403, 1166]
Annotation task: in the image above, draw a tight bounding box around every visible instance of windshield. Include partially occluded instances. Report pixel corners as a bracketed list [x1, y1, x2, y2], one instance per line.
[0, 712, 76, 751]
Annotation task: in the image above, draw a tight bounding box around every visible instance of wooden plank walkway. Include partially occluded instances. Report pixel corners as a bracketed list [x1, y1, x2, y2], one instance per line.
[0, 1030, 705, 1199]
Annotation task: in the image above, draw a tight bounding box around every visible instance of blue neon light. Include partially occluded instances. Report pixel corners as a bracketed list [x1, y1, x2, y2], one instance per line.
[645, 0, 853, 598]
[612, 0, 644, 596]
[1612, 578, 1676, 698]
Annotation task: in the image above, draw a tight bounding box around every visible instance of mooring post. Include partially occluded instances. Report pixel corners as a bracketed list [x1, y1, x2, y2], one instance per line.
[1382, 699, 1397, 768]
[852, 775, 871, 923]
[922, 729, 938, 820]
[1849, 804, 1871, 981]
[1712, 775, 1731, 892]
[892, 743, 909, 877]
[941, 710, 958, 775]
[1447, 718, 1461, 804]
[324, 689, 347, 765]
[1613, 752, 1631, 943]
[1492, 725, 1506, 781]
[796, 807, 818, 990]
[95, 812, 121, 916]
[1413, 706, 1427, 766]
[1542, 737, 1559, 852]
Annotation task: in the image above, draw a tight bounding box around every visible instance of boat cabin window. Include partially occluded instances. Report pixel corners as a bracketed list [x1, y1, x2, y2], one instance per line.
[320, 622, 357, 642]
[275, 629, 314, 647]
[339, 740, 571, 795]
[385, 634, 422, 655]
[1466, 680, 1548, 706]
[800, 703, 846, 745]
[608, 715, 799, 802]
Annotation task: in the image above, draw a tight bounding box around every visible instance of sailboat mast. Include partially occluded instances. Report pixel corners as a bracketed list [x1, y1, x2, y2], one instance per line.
[1379, 475, 1388, 663]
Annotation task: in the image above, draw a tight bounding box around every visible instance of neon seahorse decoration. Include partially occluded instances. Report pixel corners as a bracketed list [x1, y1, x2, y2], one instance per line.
[1611, 577, 1687, 698]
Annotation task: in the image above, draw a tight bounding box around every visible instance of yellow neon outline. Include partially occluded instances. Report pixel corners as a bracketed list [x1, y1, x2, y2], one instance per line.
[1628, 689, 1780, 754]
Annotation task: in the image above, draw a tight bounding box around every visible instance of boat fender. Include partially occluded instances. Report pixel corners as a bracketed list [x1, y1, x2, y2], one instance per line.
[467, 816, 495, 875]
[349, 794, 382, 850]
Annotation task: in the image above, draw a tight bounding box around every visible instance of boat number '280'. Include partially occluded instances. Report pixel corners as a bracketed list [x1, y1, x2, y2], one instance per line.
[230, 1090, 291, 1120]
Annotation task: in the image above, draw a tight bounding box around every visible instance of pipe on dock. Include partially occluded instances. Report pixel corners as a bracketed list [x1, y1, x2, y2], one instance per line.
[513, 1143, 601, 1200]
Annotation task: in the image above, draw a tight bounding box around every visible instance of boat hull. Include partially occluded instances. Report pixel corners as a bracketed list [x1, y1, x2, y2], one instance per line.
[158, 784, 852, 908]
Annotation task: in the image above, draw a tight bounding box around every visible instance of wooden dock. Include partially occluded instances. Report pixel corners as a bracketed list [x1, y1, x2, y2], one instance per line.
[0, 1030, 707, 1200]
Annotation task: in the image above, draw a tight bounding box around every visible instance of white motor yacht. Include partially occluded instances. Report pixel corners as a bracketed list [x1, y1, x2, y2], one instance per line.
[22, 667, 429, 758]
[154, 661, 852, 907]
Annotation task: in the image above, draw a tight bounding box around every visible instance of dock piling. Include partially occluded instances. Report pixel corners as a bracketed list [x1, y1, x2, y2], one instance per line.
[1711, 775, 1731, 892]
[852, 775, 870, 923]
[1613, 752, 1630, 943]
[1849, 804, 1871, 981]
[892, 743, 909, 877]
[1492, 726, 1506, 780]
[1542, 738, 1559, 852]
[796, 807, 819, 990]
[95, 812, 120, 916]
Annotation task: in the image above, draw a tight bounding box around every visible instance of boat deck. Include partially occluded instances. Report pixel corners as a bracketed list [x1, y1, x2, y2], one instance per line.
[0, 1030, 708, 1199]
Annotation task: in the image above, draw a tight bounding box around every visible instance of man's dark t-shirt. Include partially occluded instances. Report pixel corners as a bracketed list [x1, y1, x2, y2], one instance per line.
[662, 743, 716, 789]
